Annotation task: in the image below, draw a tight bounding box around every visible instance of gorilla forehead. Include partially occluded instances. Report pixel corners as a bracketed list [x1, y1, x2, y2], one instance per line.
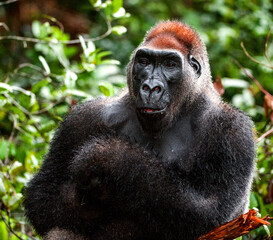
[135, 47, 184, 62]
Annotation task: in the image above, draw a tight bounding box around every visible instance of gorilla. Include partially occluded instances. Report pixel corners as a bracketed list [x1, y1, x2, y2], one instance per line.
[24, 21, 255, 240]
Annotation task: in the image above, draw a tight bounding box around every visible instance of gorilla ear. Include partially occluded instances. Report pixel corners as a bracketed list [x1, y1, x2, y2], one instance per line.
[189, 55, 201, 78]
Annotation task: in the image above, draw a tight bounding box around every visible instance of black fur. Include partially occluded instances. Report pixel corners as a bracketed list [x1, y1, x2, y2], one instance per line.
[24, 22, 255, 240]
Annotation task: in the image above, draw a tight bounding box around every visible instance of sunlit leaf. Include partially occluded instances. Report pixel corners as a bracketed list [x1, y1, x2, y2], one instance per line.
[99, 82, 114, 96]
[0, 178, 6, 196]
[113, 7, 126, 18]
[263, 225, 270, 237]
[9, 161, 23, 177]
[111, 26, 127, 35]
[112, 0, 123, 13]
[89, 0, 102, 7]
[8, 193, 23, 210]
[39, 55, 51, 74]
[32, 20, 48, 39]
[0, 221, 8, 240]
[222, 78, 249, 88]
[0, 83, 12, 93]
[82, 62, 96, 72]
[65, 89, 92, 98]
[100, 59, 120, 65]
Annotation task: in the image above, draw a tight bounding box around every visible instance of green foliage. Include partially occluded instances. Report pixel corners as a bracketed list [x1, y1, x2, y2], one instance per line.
[0, 1, 128, 239]
[0, 0, 272, 239]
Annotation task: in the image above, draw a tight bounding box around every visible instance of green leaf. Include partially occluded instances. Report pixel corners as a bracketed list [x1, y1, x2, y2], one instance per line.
[263, 225, 271, 237]
[99, 82, 114, 97]
[100, 59, 120, 65]
[25, 152, 39, 172]
[0, 96, 7, 107]
[79, 36, 96, 58]
[32, 21, 48, 39]
[50, 43, 70, 67]
[65, 89, 92, 98]
[112, 0, 123, 13]
[112, 7, 126, 18]
[0, 83, 12, 93]
[9, 161, 23, 177]
[8, 193, 23, 210]
[32, 20, 41, 38]
[249, 192, 258, 209]
[0, 178, 6, 196]
[39, 55, 51, 74]
[97, 51, 112, 59]
[40, 120, 56, 133]
[32, 78, 51, 93]
[12, 86, 36, 107]
[111, 26, 127, 35]
[89, 0, 102, 7]
[222, 78, 249, 88]
[82, 62, 95, 72]
[0, 140, 9, 160]
[64, 70, 78, 89]
[0, 221, 8, 240]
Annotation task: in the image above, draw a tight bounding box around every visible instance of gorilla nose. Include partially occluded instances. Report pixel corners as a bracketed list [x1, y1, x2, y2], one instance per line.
[141, 80, 164, 94]
[142, 84, 162, 94]
[140, 80, 164, 101]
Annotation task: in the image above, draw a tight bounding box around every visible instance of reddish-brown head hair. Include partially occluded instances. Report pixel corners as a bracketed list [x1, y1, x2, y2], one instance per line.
[141, 21, 203, 55]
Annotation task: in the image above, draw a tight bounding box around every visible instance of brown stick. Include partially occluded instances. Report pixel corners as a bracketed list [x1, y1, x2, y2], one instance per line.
[197, 209, 272, 240]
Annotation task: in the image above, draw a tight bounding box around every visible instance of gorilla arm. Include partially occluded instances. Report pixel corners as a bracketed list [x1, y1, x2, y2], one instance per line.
[24, 100, 255, 239]
[69, 108, 255, 239]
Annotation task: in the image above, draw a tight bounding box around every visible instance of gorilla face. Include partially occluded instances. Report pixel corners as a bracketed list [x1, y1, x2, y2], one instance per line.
[132, 48, 183, 120]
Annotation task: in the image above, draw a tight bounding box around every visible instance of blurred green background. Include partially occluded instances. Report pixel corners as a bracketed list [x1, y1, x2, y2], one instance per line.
[0, 0, 273, 239]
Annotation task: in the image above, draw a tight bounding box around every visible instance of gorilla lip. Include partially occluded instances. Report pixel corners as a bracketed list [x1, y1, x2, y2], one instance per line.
[139, 107, 166, 114]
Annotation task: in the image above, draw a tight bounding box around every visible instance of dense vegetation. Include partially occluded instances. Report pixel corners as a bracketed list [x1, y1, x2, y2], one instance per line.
[0, 0, 272, 239]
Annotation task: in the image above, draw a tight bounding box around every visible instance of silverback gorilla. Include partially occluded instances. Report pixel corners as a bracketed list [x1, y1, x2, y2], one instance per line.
[24, 21, 255, 240]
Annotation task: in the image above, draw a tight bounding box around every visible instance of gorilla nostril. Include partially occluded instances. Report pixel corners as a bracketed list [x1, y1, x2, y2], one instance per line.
[142, 84, 150, 91]
[153, 86, 161, 93]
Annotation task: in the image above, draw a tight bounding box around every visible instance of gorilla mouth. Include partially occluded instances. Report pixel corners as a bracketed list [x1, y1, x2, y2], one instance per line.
[139, 107, 167, 115]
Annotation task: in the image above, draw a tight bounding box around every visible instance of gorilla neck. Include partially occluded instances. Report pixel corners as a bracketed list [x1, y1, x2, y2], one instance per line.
[137, 114, 172, 138]
[134, 92, 210, 138]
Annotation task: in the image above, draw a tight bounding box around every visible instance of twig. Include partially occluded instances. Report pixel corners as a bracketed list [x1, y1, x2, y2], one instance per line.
[32, 97, 66, 115]
[241, 42, 273, 69]
[4, 62, 55, 83]
[256, 128, 273, 142]
[0, 16, 112, 45]
[0, 206, 23, 240]
[4, 114, 17, 165]
[4, 93, 40, 131]
[233, 59, 269, 96]
[0, 22, 10, 32]
[197, 209, 272, 240]
[264, 29, 273, 67]
[42, 15, 64, 32]
[0, 0, 18, 6]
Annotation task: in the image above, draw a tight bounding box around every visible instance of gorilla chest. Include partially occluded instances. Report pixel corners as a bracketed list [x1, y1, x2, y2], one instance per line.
[120, 116, 195, 163]
[156, 119, 194, 162]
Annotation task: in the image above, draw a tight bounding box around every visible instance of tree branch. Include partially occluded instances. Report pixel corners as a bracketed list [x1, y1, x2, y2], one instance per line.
[197, 209, 272, 240]
[0, 14, 112, 45]
[256, 128, 273, 142]
[241, 42, 273, 69]
[0, 0, 18, 6]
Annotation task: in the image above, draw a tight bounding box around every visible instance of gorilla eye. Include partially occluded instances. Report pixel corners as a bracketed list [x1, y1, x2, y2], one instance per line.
[164, 60, 177, 68]
[138, 58, 150, 66]
[189, 55, 201, 78]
